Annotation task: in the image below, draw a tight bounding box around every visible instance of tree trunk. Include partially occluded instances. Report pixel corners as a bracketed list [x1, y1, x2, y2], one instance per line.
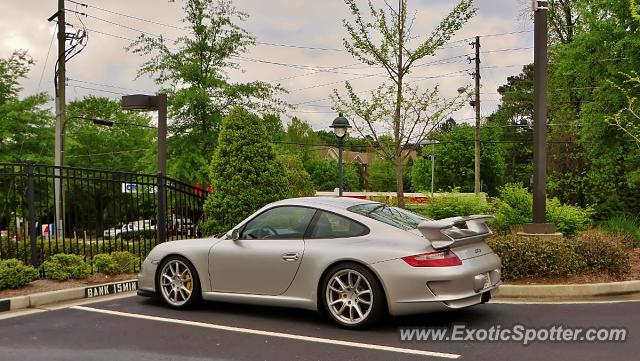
[395, 160, 405, 208]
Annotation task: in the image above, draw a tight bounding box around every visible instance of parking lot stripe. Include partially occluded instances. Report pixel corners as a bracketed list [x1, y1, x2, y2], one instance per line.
[71, 305, 461, 359]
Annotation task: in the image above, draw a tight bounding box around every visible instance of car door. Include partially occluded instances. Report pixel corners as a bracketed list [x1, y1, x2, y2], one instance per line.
[210, 206, 316, 295]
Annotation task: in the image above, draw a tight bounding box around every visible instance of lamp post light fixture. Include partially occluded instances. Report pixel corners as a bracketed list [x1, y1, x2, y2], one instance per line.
[419, 139, 440, 197]
[330, 113, 351, 197]
[121, 93, 168, 243]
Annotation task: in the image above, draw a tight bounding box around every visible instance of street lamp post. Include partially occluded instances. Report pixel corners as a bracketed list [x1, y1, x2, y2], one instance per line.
[419, 139, 440, 197]
[330, 113, 351, 197]
[121, 93, 168, 242]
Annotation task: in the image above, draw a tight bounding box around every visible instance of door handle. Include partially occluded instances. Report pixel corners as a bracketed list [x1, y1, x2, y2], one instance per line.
[281, 253, 299, 262]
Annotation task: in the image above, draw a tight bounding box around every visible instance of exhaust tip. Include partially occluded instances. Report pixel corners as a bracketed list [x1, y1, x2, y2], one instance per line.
[481, 291, 491, 304]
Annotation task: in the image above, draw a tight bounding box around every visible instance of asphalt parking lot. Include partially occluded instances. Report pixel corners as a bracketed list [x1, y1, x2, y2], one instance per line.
[1, 295, 638, 361]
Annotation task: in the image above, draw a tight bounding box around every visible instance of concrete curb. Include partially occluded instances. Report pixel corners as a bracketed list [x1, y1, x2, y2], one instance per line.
[495, 280, 640, 298]
[0, 279, 138, 312]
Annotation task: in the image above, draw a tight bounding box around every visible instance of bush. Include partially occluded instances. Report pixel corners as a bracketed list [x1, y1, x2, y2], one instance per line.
[43, 254, 91, 281]
[487, 234, 584, 280]
[202, 107, 289, 235]
[491, 184, 592, 237]
[407, 194, 489, 219]
[602, 215, 640, 248]
[92, 251, 138, 275]
[573, 229, 630, 274]
[92, 254, 117, 275]
[0, 259, 39, 289]
[488, 230, 631, 280]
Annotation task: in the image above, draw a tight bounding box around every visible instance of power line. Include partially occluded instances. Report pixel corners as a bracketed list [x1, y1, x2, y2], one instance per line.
[37, 26, 57, 93]
[66, 78, 156, 94]
[65, 0, 185, 30]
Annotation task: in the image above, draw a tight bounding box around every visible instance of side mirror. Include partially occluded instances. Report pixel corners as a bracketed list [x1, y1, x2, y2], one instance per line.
[230, 228, 240, 241]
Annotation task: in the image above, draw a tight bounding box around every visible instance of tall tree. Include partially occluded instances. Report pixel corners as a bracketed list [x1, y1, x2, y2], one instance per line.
[202, 107, 288, 235]
[0, 51, 53, 164]
[332, 0, 475, 207]
[128, 0, 286, 184]
[65, 96, 155, 172]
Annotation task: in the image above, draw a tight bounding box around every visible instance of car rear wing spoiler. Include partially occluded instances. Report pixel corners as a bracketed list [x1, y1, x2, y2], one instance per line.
[417, 215, 495, 249]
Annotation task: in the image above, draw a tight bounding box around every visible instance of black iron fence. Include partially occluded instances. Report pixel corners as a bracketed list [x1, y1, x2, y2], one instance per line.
[0, 162, 208, 272]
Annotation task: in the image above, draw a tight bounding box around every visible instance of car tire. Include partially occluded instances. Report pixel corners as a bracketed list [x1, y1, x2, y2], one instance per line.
[321, 263, 386, 329]
[156, 255, 201, 309]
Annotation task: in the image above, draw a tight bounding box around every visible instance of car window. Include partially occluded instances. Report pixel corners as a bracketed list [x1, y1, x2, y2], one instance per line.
[309, 211, 368, 239]
[348, 203, 430, 230]
[241, 206, 316, 240]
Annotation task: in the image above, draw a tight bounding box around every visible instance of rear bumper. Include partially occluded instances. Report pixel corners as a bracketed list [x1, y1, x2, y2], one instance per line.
[370, 253, 502, 316]
[137, 257, 158, 297]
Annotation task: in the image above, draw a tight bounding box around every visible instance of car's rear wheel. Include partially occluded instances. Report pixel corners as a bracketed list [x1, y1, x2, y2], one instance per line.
[157, 255, 201, 309]
[322, 263, 386, 329]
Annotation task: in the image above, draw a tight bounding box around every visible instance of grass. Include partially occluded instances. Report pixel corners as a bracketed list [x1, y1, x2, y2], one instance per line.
[601, 215, 640, 248]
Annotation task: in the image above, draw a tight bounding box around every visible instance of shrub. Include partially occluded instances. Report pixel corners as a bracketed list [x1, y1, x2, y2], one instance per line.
[92, 254, 117, 275]
[487, 234, 584, 280]
[201, 107, 289, 235]
[573, 229, 630, 274]
[43, 254, 91, 281]
[110, 251, 138, 274]
[491, 184, 592, 237]
[408, 195, 489, 219]
[0, 259, 39, 289]
[602, 215, 640, 248]
[92, 251, 138, 275]
[488, 230, 631, 280]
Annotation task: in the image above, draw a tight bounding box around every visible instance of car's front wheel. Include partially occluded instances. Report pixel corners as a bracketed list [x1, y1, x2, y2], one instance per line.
[322, 263, 386, 329]
[157, 255, 201, 309]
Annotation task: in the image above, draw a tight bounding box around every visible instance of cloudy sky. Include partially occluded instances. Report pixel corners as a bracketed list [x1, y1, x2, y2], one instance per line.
[0, 0, 534, 129]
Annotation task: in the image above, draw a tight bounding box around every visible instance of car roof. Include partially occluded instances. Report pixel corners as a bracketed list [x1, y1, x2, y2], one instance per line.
[274, 196, 380, 210]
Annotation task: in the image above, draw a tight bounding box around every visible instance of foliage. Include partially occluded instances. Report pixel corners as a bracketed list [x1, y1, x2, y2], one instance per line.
[65, 96, 155, 172]
[0, 50, 53, 164]
[277, 154, 316, 198]
[0, 259, 39, 290]
[488, 230, 631, 280]
[93, 251, 138, 275]
[411, 124, 505, 195]
[43, 254, 91, 281]
[332, 0, 476, 207]
[367, 157, 397, 192]
[602, 215, 640, 247]
[304, 159, 360, 192]
[128, 0, 287, 184]
[276, 117, 321, 162]
[605, 71, 640, 147]
[202, 107, 288, 235]
[491, 184, 592, 237]
[487, 235, 585, 279]
[408, 195, 489, 220]
[573, 229, 631, 274]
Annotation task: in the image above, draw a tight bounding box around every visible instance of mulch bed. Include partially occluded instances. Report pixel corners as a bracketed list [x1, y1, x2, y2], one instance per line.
[0, 273, 136, 299]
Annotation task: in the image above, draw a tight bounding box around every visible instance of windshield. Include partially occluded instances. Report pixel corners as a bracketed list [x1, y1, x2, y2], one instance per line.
[348, 203, 431, 230]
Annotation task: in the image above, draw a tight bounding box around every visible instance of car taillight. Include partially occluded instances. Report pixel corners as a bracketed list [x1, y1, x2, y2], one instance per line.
[402, 249, 462, 267]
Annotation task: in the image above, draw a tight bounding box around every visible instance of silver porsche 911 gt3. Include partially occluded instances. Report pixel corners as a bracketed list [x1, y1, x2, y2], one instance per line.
[137, 197, 501, 328]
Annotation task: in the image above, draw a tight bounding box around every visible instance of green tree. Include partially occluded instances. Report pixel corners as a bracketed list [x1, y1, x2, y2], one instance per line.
[202, 108, 288, 234]
[277, 154, 316, 198]
[304, 159, 360, 192]
[412, 124, 505, 195]
[129, 0, 286, 184]
[65, 96, 155, 172]
[332, 0, 475, 207]
[0, 51, 53, 163]
[367, 157, 397, 192]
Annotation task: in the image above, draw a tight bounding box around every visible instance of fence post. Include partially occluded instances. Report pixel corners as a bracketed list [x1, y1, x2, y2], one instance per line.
[26, 161, 39, 267]
[157, 171, 167, 243]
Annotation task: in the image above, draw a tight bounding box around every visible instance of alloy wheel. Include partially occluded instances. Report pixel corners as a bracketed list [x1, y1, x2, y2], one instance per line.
[159, 259, 194, 307]
[325, 269, 373, 325]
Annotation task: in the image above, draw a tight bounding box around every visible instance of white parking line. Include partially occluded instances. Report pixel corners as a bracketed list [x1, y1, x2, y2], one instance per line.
[491, 299, 640, 305]
[71, 305, 461, 359]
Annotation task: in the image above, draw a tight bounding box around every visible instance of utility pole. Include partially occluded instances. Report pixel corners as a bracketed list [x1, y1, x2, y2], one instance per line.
[470, 36, 481, 195]
[54, 0, 66, 238]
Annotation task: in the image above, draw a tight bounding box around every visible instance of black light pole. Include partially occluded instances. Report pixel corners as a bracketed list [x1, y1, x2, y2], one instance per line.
[533, 1, 549, 225]
[330, 113, 351, 197]
[121, 94, 168, 242]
